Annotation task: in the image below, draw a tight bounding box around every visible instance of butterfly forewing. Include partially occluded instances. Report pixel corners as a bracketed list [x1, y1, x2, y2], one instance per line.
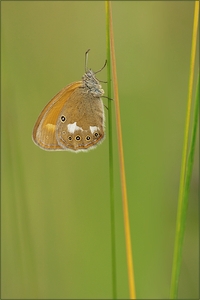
[32, 81, 82, 150]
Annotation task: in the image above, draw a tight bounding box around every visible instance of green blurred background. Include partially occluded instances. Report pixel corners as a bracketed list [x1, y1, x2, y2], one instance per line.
[2, 1, 199, 299]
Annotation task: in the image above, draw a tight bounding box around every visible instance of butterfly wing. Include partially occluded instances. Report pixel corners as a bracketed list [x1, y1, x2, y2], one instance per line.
[32, 81, 82, 150]
[56, 87, 105, 152]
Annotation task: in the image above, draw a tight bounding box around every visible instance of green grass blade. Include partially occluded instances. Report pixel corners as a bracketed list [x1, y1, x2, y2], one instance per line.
[105, 2, 117, 299]
[170, 1, 199, 297]
[106, 2, 136, 298]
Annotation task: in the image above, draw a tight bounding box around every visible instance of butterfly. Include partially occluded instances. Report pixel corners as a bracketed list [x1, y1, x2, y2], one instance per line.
[32, 49, 106, 152]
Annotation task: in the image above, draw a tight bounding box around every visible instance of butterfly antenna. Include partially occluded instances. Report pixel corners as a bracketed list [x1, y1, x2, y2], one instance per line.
[94, 59, 107, 74]
[85, 49, 90, 72]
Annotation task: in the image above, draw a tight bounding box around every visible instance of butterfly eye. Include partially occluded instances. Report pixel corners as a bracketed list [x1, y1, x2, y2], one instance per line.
[61, 115, 66, 122]
[75, 135, 81, 141]
[85, 135, 91, 141]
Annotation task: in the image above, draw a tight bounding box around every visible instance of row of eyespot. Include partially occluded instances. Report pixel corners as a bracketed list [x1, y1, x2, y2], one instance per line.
[66, 132, 100, 141]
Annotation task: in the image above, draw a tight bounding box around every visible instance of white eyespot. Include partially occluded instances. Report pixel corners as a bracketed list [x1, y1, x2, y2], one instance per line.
[61, 115, 66, 122]
[94, 132, 99, 138]
[67, 122, 83, 134]
[75, 135, 81, 141]
[90, 126, 99, 134]
[85, 135, 91, 141]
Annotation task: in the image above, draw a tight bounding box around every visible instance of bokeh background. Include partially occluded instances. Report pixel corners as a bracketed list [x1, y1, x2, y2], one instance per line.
[2, 1, 199, 299]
